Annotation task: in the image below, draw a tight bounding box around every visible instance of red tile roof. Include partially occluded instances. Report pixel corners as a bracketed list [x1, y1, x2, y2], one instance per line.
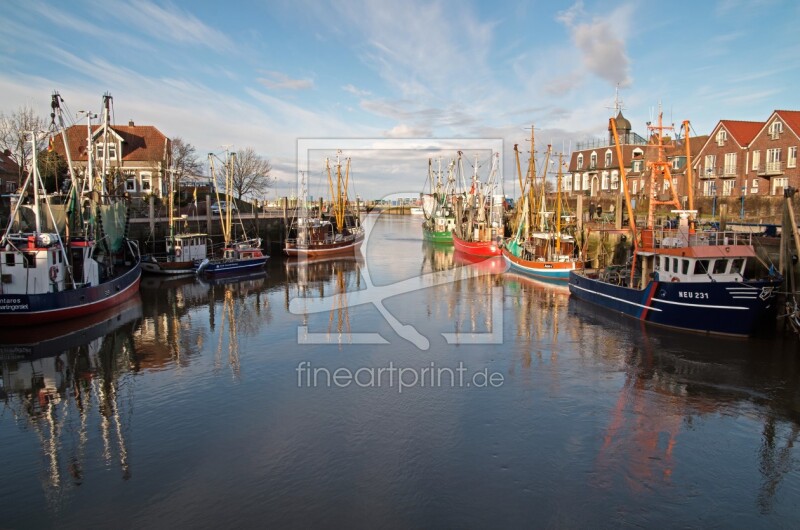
[51, 124, 169, 163]
[720, 120, 763, 147]
[776, 110, 800, 136]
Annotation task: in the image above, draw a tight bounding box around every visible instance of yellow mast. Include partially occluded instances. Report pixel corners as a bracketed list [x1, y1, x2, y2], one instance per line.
[683, 120, 694, 215]
[609, 117, 638, 281]
[326, 150, 350, 232]
[555, 153, 563, 254]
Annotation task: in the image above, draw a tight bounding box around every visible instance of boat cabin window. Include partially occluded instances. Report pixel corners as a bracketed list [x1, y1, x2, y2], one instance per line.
[5, 253, 15, 266]
[694, 259, 709, 275]
[731, 258, 744, 274]
[23, 252, 36, 268]
[672, 257, 679, 272]
[712, 259, 727, 274]
[663, 256, 670, 272]
[681, 259, 689, 275]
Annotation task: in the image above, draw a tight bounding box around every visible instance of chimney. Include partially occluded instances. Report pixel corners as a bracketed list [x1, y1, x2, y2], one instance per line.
[128, 120, 135, 126]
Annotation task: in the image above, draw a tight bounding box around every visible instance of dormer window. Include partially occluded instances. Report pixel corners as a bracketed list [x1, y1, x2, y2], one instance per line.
[96, 143, 117, 160]
[604, 151, 612, 167]
[577, 154, 583, 169]
[770, 121, 783, 139]
[590, 153, 597, 169]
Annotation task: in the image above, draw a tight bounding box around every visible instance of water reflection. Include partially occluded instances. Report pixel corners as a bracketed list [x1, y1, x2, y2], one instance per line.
[285, 256, 364, 346]
[569, 298, 800, 512]
[0, 297, 142, 499]
[136, 271, 273, 374]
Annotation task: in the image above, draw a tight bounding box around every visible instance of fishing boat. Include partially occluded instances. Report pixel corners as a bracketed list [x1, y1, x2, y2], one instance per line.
[142, 171, 207, 274]
[568, 110, 781, 336]
[502, 129, 583, 280]
[0, 93, 141, 326]
[421, 157, 457, 243]
[452, 152, 504, 257]
[197, 149, 268, 275]
[284, 151, 365, 258]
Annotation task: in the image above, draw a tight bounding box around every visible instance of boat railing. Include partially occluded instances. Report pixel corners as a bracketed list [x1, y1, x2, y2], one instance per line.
[644, 227, 754, 249]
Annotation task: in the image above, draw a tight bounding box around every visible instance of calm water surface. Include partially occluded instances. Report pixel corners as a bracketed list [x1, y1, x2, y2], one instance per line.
[2, 215, 799, 528]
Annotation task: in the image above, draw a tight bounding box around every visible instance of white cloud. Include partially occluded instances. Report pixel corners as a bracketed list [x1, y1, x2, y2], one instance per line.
[557, 1, 633, 88]
[257, 71, 314, 90]
[385, 123, 433, 138]
[342, 84, 371, 97]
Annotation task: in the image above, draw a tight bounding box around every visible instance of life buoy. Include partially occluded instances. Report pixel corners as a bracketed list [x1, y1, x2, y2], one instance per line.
[49, 266, 58, 281]
[671, 277, 680, 282]
[175, 248, 182, 258]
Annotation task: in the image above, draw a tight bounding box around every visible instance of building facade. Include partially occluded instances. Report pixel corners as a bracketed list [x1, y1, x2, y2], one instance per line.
[52, 121, 171, 198]
[693, 110, 799, 199]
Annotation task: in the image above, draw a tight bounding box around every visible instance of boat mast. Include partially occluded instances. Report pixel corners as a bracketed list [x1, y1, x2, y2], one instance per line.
[645, 107, 682, 229]
[555, 152, 563, 254]
[610, 115, 638, 281]
[683, 119, 694, 215]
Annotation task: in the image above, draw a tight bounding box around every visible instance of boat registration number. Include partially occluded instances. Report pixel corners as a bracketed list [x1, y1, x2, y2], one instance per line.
[678, 291, 709, 300]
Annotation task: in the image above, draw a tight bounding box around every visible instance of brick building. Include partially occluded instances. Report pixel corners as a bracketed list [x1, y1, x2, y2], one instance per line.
[693, 110, 799, 199]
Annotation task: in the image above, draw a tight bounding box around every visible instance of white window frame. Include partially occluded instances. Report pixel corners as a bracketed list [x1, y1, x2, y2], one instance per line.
[767, 148, 782, 173]
[724, 153, 737, 176]
[141, 171, 152, 192]
[704, 154, 716, 177]
[610, 171, 619, 190]
[577, 154, 583, 169]
[722, 179, 735, 197]
[751, 179, 759, 192]
[601, 171, 609, 190]
[772, 176, 788, 195]
[716, 129, 727, 146]
[770, 121, 783, 139]
[789, 146, 797, 169]
[752, 150, 760, 171]
[590, 153, 597, 169]
[604, 150, 612, 168]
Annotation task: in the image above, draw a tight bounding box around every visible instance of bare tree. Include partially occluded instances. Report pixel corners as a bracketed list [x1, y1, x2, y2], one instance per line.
[170, 137, 203, 189]
[0, 105, 47, 185]
[229, 147, 273, 202]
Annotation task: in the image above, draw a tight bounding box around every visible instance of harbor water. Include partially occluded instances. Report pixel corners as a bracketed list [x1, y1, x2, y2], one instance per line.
[1, 214, 799, 528]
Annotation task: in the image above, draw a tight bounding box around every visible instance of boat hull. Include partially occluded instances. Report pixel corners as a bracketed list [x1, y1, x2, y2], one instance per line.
[452, 233, 501, 257]
[422, 224, 453, 243]
[197, 256, 269, 275]
[141, 257, 198, 275]
[568, 270, 781, 336]
[284, 234, 364, 258]
[0, 261, 142, 326]
[501, 248, 581, 281]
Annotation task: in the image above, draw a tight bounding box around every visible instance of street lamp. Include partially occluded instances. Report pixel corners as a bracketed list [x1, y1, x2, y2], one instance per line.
[711, 182, 717, 218]
[740, 186, 746, 220]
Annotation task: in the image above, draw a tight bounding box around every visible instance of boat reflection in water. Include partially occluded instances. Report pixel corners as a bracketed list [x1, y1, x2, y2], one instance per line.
[0, 297, 142, 498]
[568, 298, 800, 513]
[285, 256, 364, 346]
[137, 270, 272, 376]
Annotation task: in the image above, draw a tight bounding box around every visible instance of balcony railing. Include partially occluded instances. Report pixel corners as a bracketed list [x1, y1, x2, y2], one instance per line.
[723, 165, 737, 176]
[757, 161, 784, 176]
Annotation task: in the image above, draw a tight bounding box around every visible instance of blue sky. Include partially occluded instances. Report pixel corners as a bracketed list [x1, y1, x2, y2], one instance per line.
[1, 0, 798, 200]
